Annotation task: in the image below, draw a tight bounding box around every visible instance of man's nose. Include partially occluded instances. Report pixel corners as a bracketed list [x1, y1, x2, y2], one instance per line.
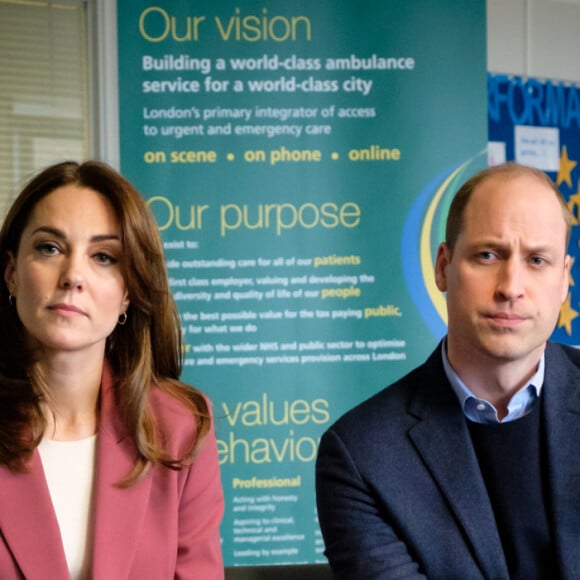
[495, 258, 524, 304]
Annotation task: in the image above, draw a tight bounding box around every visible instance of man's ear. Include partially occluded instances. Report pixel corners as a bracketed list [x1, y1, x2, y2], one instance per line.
[562, 253, 572, 303]
[434, 243, 450, 292]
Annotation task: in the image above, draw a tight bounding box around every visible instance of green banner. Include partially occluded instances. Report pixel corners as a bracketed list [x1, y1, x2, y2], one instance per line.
[118, 0, 487, 566]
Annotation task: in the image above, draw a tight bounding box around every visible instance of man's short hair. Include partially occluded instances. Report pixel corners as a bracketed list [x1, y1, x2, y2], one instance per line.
[445, 162, 574, 254]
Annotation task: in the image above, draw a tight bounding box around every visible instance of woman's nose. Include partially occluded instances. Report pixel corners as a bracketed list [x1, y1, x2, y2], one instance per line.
[58, 256, 85, 290]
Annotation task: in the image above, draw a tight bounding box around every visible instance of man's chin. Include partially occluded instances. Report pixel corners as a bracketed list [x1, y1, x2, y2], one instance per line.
[478, 338, 545, 364]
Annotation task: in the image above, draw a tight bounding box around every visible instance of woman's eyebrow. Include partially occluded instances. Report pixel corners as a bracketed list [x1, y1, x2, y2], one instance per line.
[31, 226, 121, 242]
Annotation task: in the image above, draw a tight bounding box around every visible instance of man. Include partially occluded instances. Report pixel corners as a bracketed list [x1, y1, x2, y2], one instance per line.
[316, 163, 580, 579]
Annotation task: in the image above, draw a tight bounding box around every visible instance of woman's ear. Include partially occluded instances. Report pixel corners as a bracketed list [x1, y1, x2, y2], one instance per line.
[121, 291, 130, 313]
[4, 251, 17, 295]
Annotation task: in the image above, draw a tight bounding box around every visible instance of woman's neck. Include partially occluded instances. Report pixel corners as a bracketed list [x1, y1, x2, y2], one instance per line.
[35, 350, 104, 441]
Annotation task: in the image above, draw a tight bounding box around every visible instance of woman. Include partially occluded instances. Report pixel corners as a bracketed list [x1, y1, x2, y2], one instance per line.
[0, 161, 224, 579]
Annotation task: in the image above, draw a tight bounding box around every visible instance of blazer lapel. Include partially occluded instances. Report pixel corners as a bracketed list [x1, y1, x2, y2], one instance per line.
[407, 350, 509, 579]
[542, 343, 580, 579]
[91, 364, 152, 580]
[0, 452, 69, 579]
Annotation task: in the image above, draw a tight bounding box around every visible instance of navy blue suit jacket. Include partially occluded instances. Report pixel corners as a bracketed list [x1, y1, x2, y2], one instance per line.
[316, 341, 580, 579]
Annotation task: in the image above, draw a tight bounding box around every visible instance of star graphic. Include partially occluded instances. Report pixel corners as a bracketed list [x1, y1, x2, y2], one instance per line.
[558, 292, 579, 335]
[557, 146, 577, 188]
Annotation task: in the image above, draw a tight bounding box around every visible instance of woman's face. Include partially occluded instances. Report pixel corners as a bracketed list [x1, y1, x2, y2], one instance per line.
[4, 185, 130, 356]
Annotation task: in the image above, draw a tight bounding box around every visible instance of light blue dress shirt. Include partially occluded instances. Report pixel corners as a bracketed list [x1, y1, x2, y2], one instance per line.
[441, 341, 543, 424]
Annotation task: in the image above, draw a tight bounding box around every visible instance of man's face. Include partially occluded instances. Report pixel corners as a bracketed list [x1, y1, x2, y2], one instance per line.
[435, 173, 570, 370]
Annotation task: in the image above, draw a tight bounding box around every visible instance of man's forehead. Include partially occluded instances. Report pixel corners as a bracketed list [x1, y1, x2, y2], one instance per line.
[467, 174, 563, 213]
[461, 177, 567, 237]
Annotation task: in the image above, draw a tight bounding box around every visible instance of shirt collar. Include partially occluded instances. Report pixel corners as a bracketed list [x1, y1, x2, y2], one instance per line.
[441, 340, 544, 423]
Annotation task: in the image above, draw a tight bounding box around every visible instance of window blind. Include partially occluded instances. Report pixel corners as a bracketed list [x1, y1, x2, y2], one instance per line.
[0, 0, 88, 220]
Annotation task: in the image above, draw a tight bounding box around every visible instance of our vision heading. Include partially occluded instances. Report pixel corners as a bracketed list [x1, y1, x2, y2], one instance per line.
[139, 7, 312, 43]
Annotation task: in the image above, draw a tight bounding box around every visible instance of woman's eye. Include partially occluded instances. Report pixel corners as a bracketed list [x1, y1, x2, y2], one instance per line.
[35, 242, 60, 255]
[94, 252, 118, 265]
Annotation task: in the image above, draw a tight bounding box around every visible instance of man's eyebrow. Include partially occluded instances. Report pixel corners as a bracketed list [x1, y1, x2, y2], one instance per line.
[31, 226, 121, 242]
[469, 239, 557, 253]
[466, 239, 505, 249]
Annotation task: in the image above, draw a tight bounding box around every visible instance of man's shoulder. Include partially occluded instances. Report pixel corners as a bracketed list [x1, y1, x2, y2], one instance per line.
[329, 346, 445, 437]
[547, 341, 580, 362]
[546, 341, 580, 378]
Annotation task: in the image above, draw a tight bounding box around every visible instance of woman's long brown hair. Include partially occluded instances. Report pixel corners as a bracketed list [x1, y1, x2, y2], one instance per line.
[0, 161, 210, 485]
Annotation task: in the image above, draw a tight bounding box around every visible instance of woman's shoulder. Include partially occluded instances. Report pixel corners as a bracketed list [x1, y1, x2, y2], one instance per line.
[148, 382, 212, 445]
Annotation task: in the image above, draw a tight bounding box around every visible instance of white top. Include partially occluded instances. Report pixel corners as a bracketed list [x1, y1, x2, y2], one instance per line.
[38, 435, 97, 580]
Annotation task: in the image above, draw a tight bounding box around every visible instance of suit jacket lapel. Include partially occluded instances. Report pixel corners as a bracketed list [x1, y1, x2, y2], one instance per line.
[407, 348, 509, 579]
[91, 363, 152, 580]
[542, 342, 580, 578]
[0, 452, 69, 579]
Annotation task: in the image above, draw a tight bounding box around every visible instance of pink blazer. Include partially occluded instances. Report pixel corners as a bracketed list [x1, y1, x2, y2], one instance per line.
[0, 364, 225, 579]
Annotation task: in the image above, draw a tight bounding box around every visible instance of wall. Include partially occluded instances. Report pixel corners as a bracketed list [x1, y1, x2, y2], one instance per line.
[487, 0, 580, 83]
